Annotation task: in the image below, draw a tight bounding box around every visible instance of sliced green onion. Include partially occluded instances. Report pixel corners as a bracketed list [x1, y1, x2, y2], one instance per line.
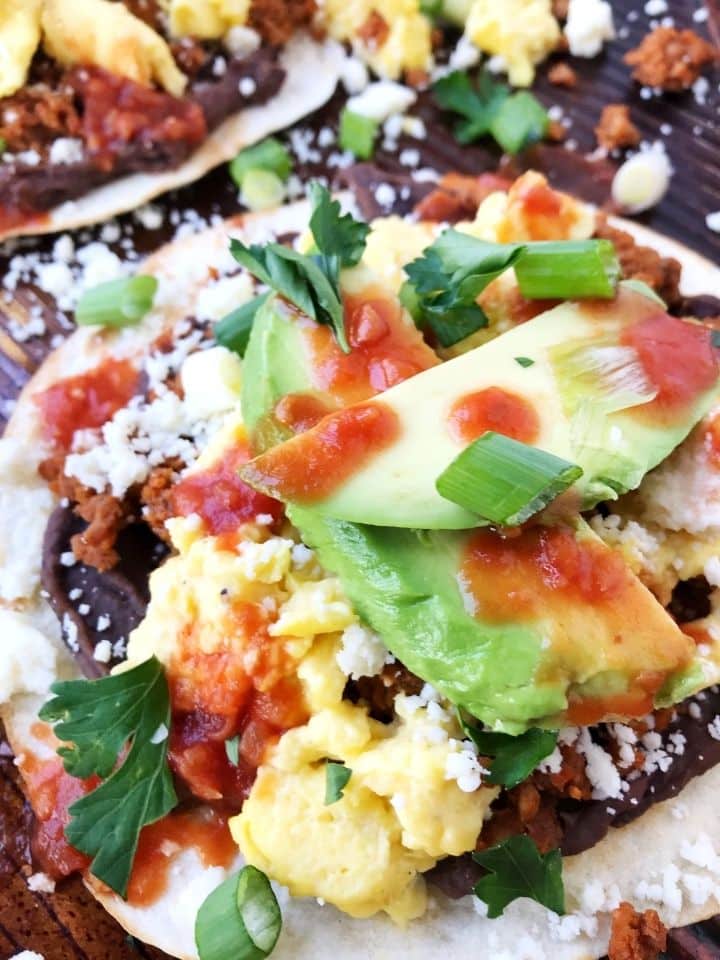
[436, 431, 583, 526]
[230, 137, 292, 189]
[215, 292, 270, 357]
[196, 867, 281, 960]
[620, 278, 666, 307]
[339, 109, 379, 160]
[241, 170, 286, 212]
[325, 761, 352, 804]
[225, 735, 240, 766]
[515, 240, 620, 300]
[75, 275, 158, 328]
[514, 356, 534, 368]
[489, 91, 549, 155]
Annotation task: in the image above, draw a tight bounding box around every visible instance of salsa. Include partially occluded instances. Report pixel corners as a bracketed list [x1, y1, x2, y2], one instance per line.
[448, 387, 540, 445]
[459, 524, 631, 623]
[35, 357, 139, 452]
[242, 401, 400, 504]
[127, 808, 236, 906]
[172, 440, 284, 535]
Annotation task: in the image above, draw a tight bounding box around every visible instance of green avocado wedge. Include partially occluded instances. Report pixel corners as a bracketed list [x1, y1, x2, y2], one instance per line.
[241, 266, 439, 453]
[241, 288, 720, 529]
[289, 506, 694, 732]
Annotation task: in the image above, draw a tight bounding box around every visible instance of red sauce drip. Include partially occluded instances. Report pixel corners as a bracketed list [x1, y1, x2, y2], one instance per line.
[274, 392, 335, 433]
[35, 357, 139, 452]
[306, 288, 439, 406]
[621, 312, 718, 416]
[244, 401, 400, 504]
[460, 525, 629, 622]
[21, 756, 98, 880]
[448, 387, 540, 445]
[520, 181, 563, 218]
[128, 808, 236, 907]
[566, 672, 665, 726]
[68, 67, 206, 173]
[172, 441, 284, 535]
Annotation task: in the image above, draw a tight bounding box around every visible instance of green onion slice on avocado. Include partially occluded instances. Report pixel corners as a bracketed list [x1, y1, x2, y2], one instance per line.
[436, 431, 583, 526]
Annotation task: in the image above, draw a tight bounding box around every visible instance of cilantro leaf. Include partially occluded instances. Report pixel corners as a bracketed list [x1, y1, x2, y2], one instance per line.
[473, 836, 565, 918]
[433, 71, 509, 144]
[433, 70, 548, 154]
[215, 292, 270, 358]
[458, 712, 557, 788]
[403, 230, 525, 347]
[225, 735, 240, 766]
[308, 181, 370, 275]
[39, 657, 177, 898]
[325, 761, 352, 804]
[515, 356, 535, 367]
[230, 183, 369, 354]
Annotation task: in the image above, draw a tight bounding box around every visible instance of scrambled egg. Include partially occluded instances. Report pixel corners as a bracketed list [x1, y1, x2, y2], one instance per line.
[232, 640, 495, 922]
[127, 407, 495, 923]
[0, 0, 42, 99]
[164, 0, 251, 39]
[41, 0, 186, 96]
[323, 0, 432, 80]
[464, 0, 561, 87]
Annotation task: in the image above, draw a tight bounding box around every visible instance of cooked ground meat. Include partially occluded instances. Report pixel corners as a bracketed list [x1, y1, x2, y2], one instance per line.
[548, 61, 577, 87]
[170, 36, 213, 78]
[624, 27, 716, 92]
[546, 119, 567, 142]
[249, 0, 317, 45]
[608, 902, 667, 960]
[71, 494, 129, 572]
[344, 662, 424, 723]
[551, 0, 569, 20]
[413, 172, 513, 223]
[0, 83, 82, 155]
[595, 104, 641, 151]
[478, 781, 564, 854]
[141, 460, 184, 543]
[595, 215, 682, 308]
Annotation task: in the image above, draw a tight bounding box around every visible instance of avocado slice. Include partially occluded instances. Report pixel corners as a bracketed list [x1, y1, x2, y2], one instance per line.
[290, 505, 693, 732]
[242, 288, 719, 528]
[241, 265, 439, 453]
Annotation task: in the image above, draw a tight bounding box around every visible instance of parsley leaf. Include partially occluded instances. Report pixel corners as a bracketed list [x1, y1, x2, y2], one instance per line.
[403, 230, 524, 346]
[230, 183, 369, 354]
[458, 712, 557, 788]
[39, 657, 177, 898]
[325, 761, 352, 804]
[215, 292, 270, 358]
[473, 836, 565, 918]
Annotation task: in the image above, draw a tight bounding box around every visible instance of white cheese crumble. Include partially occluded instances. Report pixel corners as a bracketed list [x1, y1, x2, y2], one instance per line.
[0, 610, 57, 703]
[195, 272, 255, 322]
[445, 740, 485, 792]
[339, 55, 369, 94]
[336, 623, 394, 679]
[565, 0, 615, 57]
[27, 872, 56, 894]
[48, 137, 84, 165]
[9, 952, 46, 960]
[93, 639, 112, 663]
[706, 211, 720, 233]
[224, 26, 261, 57]
[346, 81, 417, 122]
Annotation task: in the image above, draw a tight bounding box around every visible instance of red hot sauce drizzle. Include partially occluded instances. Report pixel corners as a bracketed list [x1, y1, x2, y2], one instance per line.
[448, 387, 540, 445]
[243, 401, 401, 504]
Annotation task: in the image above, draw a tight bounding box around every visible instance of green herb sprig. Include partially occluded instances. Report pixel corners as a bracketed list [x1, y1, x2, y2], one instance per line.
[458, 711, 557, 788]
[325, 761, 352, 804]
[229, 183, 370, 353]
[39, 657, 177, 898]
[473, 835, 565, 918]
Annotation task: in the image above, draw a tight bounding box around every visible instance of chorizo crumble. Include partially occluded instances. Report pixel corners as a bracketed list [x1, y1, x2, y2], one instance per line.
[595, 104, 641, 152]
[608, 902, 667, 960]
[547, 61, 578, 88]
[624, 27, 716, 92]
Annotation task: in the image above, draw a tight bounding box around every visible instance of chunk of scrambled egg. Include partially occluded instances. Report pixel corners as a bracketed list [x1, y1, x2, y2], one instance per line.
[323, 0, 432, 80]
[163, 0, 251, 39]
[464, 0, 560, 87]
[0, 0, 42, 98]
[42, 0, 187, 96]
